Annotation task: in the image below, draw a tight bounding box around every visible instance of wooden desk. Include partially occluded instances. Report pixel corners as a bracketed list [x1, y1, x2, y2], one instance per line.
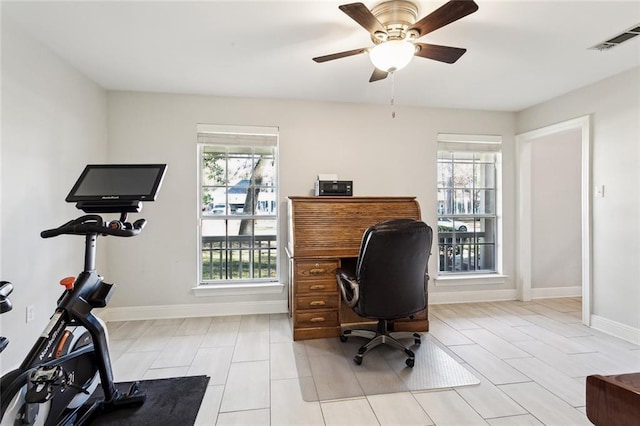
[287, 196, 429, 341]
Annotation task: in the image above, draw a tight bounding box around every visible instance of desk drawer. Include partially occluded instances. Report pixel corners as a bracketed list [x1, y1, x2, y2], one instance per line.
[295, 280, 337, 294]
[294, 260, 338, 281]
[295, 310, 339, 328]
[296, 294, 339, 311]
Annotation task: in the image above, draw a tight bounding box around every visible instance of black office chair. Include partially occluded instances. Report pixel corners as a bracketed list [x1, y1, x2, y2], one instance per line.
[336, 218, 432, 367]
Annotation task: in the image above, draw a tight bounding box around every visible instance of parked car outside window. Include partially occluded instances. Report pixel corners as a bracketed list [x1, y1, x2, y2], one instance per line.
[437, 217, 468, 232]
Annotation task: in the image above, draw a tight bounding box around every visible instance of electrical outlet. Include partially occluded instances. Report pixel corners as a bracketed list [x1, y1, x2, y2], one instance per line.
[26, 305, 35, 323]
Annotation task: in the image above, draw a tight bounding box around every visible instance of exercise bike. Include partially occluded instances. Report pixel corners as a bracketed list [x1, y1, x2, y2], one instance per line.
[0, 214, 147, 425]
[0, 163, 167, 425]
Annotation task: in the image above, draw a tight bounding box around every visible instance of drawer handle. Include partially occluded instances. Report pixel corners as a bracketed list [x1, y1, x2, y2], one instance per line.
[309, 317, 326, 322]
[309, 284, 325, 290]
[309, 268, 326, 275]
[309, 301, 326, 306]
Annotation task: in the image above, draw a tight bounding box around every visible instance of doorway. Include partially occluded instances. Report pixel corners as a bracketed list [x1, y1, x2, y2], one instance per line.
[516, 116, 591, 325]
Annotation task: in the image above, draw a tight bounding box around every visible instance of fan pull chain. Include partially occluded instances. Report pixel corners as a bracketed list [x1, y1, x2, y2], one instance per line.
[390, 71, 396, 119]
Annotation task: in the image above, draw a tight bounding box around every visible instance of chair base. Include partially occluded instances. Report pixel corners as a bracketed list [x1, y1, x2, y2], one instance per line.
[340, 319, 421, 368]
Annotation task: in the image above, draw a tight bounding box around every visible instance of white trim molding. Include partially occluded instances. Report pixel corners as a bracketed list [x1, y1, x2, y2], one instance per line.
[530, 286, 582, 299]
[516, 115, 592, 325]
[591, 314, 640, 345]
[429, 287, 581, 305]
[429, 289, 517, 304]
[434, 274, 508, 287]
[98, 300, 288, 322]
[192, 282, 285, 297]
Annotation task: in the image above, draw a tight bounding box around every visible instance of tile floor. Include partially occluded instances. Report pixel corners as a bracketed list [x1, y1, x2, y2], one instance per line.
[106, 298, 640, 425]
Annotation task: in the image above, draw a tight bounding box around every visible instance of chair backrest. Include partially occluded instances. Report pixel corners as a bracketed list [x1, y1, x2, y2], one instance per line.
[354, 219, 433, 319]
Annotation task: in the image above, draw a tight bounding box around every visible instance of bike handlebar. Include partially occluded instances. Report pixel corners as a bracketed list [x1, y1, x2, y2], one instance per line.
[41, 215, 146, 239]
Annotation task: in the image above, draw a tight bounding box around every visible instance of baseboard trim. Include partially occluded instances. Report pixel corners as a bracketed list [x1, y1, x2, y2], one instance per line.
[591, 314, 640, 345]
[99, 300, 289, 322]
[429, 289, 518, 304]
[531, 286, 582, 299]
[429, 286, 585, 305]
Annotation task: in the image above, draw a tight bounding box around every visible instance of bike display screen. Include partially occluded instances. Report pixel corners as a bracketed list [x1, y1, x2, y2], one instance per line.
[66, 164, 167, 203]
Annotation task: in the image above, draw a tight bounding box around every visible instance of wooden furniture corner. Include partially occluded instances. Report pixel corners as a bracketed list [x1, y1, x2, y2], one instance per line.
[586, 373, 640, 426]
[286, 196, 429, 341]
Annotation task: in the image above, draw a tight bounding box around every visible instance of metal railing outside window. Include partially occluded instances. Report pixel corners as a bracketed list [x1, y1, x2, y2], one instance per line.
[201, 235, 277, 280]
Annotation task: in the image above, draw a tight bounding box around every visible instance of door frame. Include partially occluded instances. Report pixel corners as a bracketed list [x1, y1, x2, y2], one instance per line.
[516, 115, 592, 325]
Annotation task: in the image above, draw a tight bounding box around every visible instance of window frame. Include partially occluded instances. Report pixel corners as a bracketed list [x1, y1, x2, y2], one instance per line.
[196, 124, 280, 290]
[436, 133, 503, 279]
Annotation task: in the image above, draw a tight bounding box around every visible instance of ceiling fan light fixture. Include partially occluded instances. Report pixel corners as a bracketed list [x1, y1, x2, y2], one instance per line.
[369, 40, 415, 72]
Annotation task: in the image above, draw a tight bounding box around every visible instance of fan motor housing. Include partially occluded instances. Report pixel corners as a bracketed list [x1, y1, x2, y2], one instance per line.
[371, 0, 419, 43]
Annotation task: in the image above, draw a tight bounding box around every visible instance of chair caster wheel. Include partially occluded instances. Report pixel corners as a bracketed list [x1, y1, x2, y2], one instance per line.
[340, 335, 348, 342]
[406, 358, 415, 368]
[414, 338, 421, 345]
[353, 355, 363, 365]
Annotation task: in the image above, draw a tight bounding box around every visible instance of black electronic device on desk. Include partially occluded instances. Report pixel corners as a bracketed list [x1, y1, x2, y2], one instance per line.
[315, 180, 353, 196]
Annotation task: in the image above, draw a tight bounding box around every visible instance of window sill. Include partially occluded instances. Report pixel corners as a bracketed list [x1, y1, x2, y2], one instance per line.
[434, 274, 508, 287]
[192, 282, 285, 297]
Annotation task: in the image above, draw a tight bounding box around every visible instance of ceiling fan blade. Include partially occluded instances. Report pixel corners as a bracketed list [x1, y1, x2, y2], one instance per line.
[339, 3, 386, 35]
[409, 0, 479, 38]
[369, 68, 388, 82]
[414, 43, 467, 63]
[313, 47, 367, 63]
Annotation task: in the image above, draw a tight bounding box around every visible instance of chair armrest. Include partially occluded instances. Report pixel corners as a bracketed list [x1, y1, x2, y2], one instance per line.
[336, 268, 359, 308]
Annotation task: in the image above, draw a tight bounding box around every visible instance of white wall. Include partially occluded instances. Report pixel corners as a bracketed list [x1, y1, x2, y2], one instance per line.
[0, 20, 108, 372]
[0, 17, 518, 364]
[530, 129, 582, 289]
[2, 10, 637, 353]
[517, 67, 640, 339]
[105, 91, 516, 315]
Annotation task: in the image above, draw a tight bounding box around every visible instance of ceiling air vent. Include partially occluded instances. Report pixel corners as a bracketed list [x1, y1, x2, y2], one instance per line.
[590, 24, 640, 51]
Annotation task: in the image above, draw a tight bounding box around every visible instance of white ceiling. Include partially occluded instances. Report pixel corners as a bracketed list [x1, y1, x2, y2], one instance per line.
[3, 1, 640, 112]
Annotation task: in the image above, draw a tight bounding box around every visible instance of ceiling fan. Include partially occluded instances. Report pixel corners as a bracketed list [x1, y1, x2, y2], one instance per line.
[313, 0, 479, 82]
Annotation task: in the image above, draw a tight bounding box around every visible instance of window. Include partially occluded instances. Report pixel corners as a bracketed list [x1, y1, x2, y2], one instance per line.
[437, 134, 501, 275]
[197, 125, 278, 285]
